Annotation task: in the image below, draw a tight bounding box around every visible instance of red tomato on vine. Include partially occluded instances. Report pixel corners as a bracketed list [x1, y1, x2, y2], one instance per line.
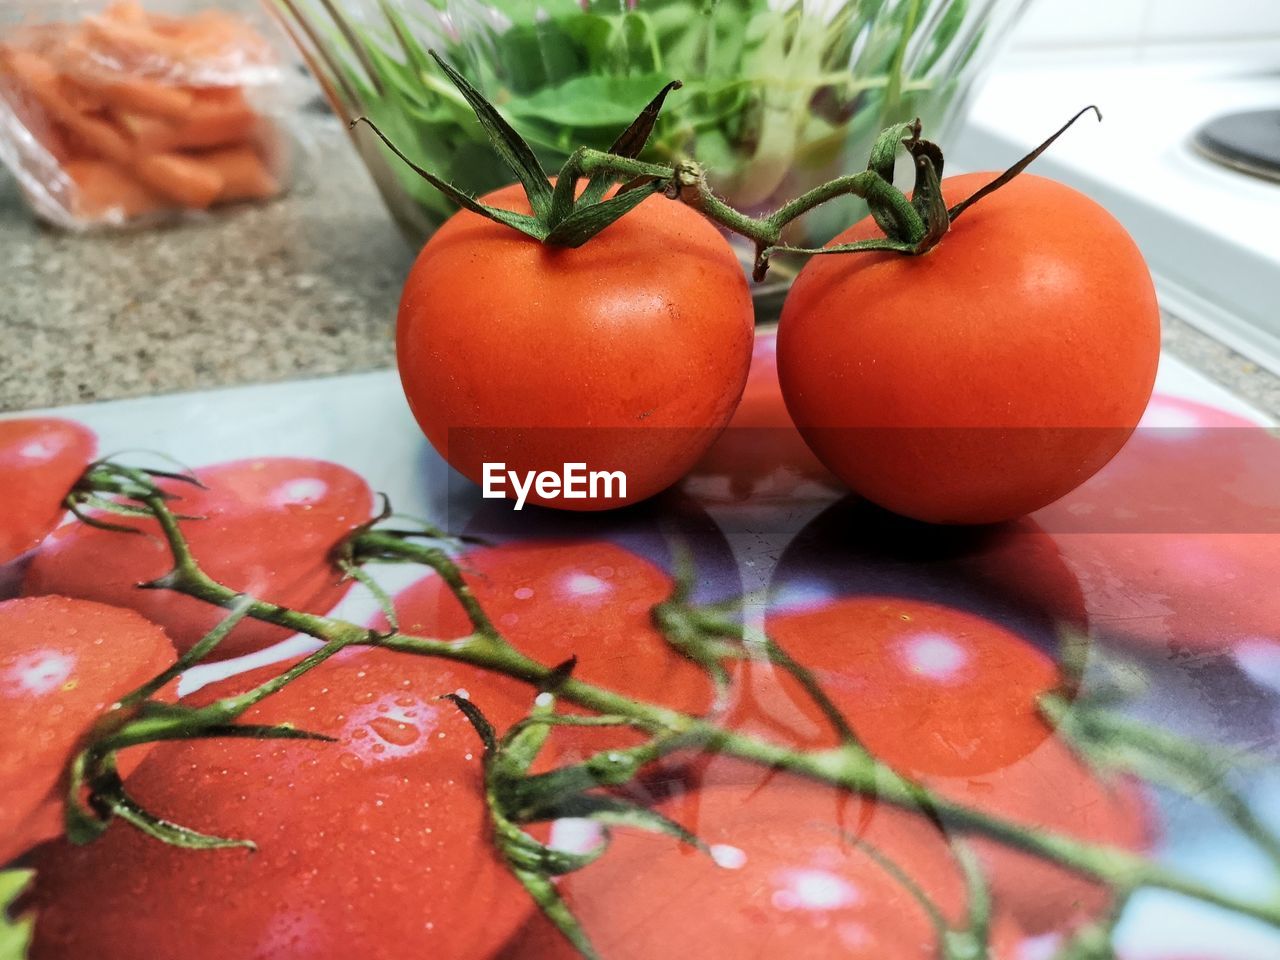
[0, 418, 95, 566]
[27, 647, 533, 959]
[751, 597, 1063, 778]
[23, 458, 373, 659]
[397, 183, 754, 511]
[0, 596, 174, 864]
[777, 172, 1161, 525]
[373, 540, 716, 761]
[687, 498, 1147, 934]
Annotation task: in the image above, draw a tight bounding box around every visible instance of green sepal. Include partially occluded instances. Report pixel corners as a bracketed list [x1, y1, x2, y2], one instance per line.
[544, 180, 664, 246]
[864, 120, 919, 238]
[351, 117, 548, 240]
[125, 598, 257, 704]
[0, 870, 34, 960]
[501, 828, 607, 877]
[906, 151, 950, 252]
[427, 50, 554, 221]
[338, 558, 400, 634]
[182, 724, 336, 743]
[106, 789, 254, 851]
[440, 693, 499, 754]
[549, 794, 707, 854]
[579, 80, 683, 207]
[510, 865, 603, 960]
[772, 236, 919, 258]
[867, 120, 918, 184]
[63, 748, 110, 846]
[948, 105, 1101, 223]
[494, 715, 555, 780]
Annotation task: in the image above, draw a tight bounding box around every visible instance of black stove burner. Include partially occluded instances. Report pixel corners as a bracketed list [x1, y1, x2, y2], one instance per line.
[1192, 108, 1280, 183]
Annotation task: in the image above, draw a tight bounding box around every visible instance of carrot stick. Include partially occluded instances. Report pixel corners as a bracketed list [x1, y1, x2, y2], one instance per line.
[200, 145, 280, 203]
[133, 152, 224, 209]
[164, 87, 259, 150]
[65, 158, 165, 220]
[114, 110, 175, 152]
[1, 48, 132, 163]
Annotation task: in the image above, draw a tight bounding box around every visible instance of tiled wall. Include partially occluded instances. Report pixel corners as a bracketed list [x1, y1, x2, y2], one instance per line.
[1012, 0, 1280, 48]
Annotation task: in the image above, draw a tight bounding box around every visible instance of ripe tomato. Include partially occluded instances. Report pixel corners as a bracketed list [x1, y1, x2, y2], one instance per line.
[684, 327, 839, 505]
[748, 597, 1063, 778]
[373, 540, 716, 763]
[777, 173, 1160, 525]
[0, 418, 95, 566]
[1039, 395, 1280, 655]
[397, 183, 755, 511]
[694, 593, 1147, 934]
[498, 782, 995, 959]
[27, 647, 534, 960]
[23, 458, 373, 659]
[683, 498, 1147, 934]
[1, 596, 175, 865]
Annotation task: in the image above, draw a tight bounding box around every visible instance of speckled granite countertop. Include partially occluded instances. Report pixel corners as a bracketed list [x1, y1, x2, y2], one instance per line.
[0, 116, 412, 413]
[1, 115, 1278, 417]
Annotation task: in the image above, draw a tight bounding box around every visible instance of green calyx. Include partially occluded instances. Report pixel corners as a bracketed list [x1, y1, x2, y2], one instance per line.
[443, 687, 706, 960]
[352, 50, 682, 247]
[353, 51, 1104, 281]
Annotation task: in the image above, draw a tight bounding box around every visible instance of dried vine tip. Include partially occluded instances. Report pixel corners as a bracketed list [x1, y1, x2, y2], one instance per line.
[349, 50, 684, 247]
[947, 104, 1102, 222]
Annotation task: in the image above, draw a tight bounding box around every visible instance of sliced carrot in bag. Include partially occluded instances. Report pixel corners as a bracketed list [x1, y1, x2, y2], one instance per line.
[201, 145, 280, 202]
[2, 48, 132, 163]
[134, 152, 223, 209]
[114, 110, 175, 152]
[165, 87, 259, 150]
[66, 158, 164, 220]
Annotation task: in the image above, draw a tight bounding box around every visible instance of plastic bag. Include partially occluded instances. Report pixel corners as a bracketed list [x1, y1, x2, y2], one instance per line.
[0, 0, 303, 229]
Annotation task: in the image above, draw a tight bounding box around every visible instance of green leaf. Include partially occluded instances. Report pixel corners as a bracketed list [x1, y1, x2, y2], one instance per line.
[0, 870, 34, 960]
[428, 50, 555, 220]
[504, 73, 680, 130]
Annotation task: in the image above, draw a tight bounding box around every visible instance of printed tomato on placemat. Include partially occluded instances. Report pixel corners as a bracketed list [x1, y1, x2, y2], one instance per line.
[23, 457, 373, 659]
[0, 418, 95, 567]
[26, 647, 532, 960]
[0, 596, 175, 864]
